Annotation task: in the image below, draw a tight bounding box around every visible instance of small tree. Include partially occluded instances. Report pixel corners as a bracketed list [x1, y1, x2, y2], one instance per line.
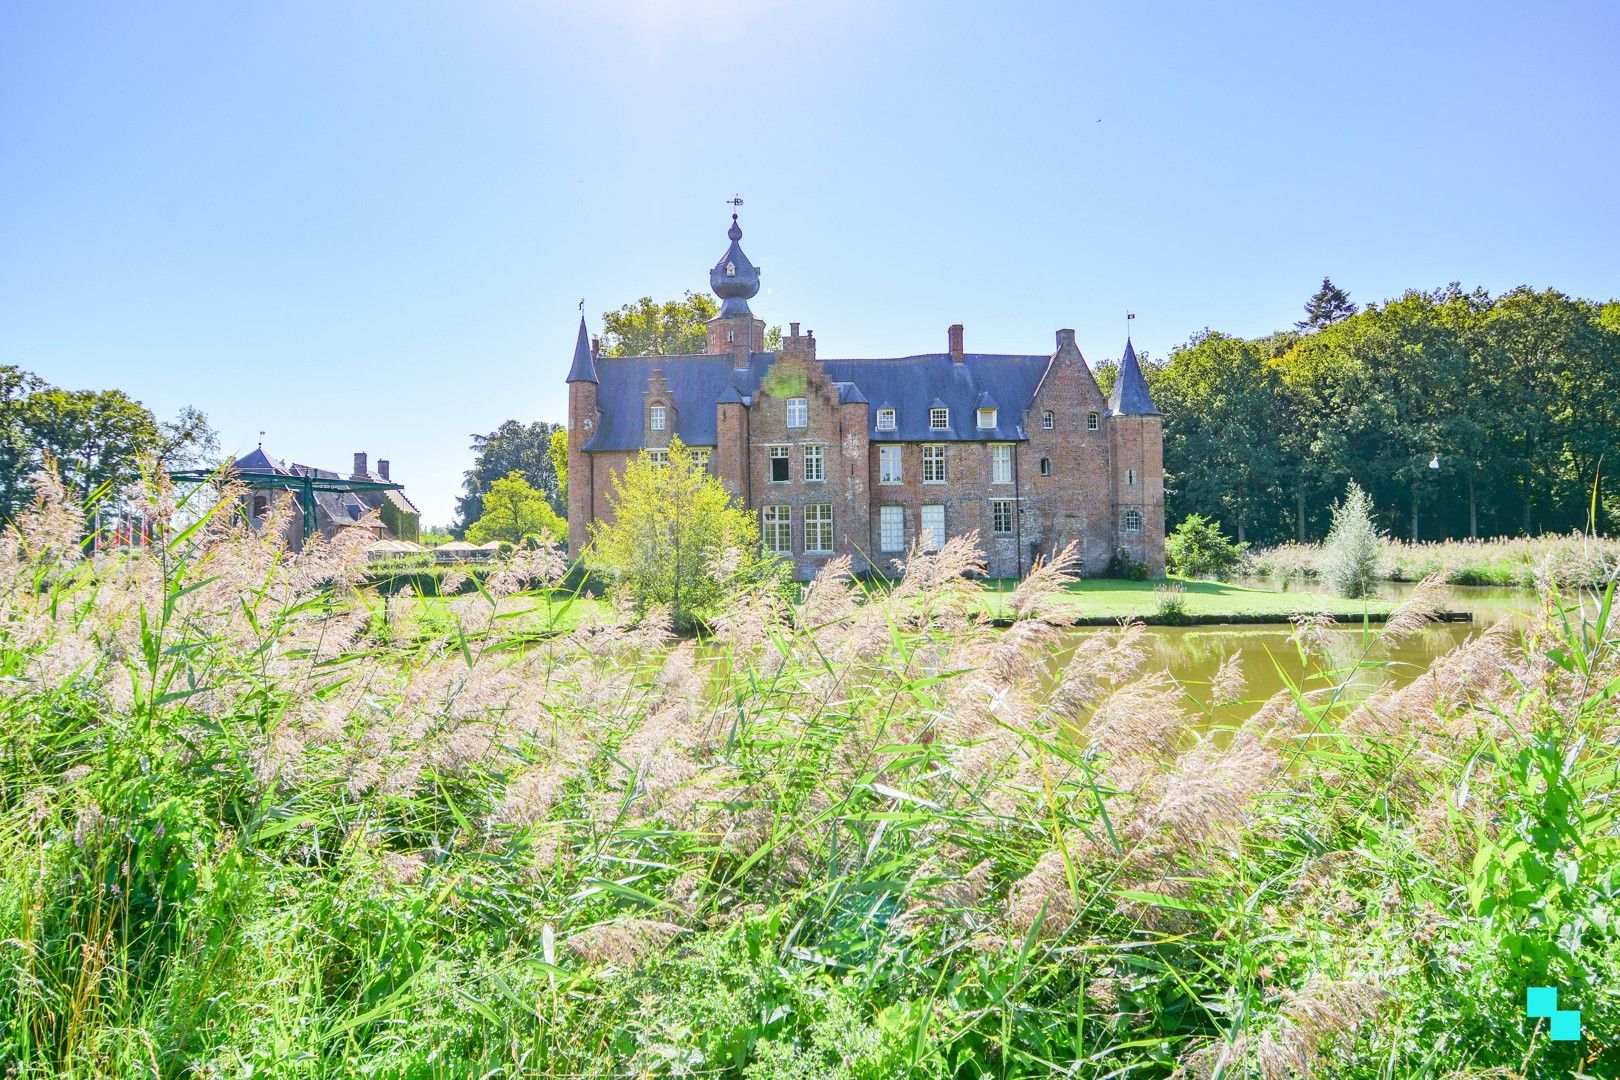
[548, 427, 569, 506]
[1296, 277, 1358, 330]
[589, 438, 775, 631]
[466, 471, 565, 546]
[1165, 513, 1247, 580]
[1321, 481, 1382, 598]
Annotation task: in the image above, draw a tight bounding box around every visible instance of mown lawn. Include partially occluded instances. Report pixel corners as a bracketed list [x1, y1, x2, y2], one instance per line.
[368, 588, 612, 638]
[977, 575, 1395, 622]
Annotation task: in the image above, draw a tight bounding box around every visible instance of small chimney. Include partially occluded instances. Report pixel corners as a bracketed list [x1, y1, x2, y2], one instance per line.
[377, 459, 390, 481]
[1055, 328, 1077, 350]
[790, 321, 800, 337]
[590, 335, 601, 358]
[948, 324, 964, 363]
[353, 452, 368, 477]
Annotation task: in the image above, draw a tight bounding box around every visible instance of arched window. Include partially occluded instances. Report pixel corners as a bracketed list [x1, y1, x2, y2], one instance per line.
[1041, 410, 1054, 429]
[1039, 457, 1052, 476]
[251, 495, 269, 519]
[1123, 508, 1143, 535]
[1087, 411, 1100, 431]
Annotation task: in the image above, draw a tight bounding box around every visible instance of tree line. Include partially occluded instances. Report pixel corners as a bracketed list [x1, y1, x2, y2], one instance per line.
[1136, 280, 1619, 546]
[0, 365, 217, 521]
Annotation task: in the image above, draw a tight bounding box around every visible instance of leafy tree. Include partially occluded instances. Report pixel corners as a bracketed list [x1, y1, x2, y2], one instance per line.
[25, 387, 163, 502]
[1322, 482, 1382, 599]
[0, 366, 45, 520]
[1296, 277, 1358, 330]
[457, 420, 564, 532]
[589, 438, 775, 631]
[600, 292, 782, 358]
[1165, 513, 1247, 580]
[465, 471, 565, 546]
[549, 427, 569, 508]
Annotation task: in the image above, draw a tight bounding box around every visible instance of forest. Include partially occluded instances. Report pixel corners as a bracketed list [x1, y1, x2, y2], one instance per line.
[1122, 282, 1620, 545]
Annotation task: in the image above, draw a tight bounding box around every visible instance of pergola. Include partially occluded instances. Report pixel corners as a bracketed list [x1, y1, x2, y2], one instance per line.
[169, 468, 405, 541]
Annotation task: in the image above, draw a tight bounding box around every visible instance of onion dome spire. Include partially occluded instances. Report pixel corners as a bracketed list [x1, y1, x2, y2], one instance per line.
[710, 213, 761, 318]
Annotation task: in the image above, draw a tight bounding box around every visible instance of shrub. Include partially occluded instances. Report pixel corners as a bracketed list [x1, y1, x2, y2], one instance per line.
[1153, 581, 1188, 622]
[1322, 482, 1382, 598]
[1105, 547, 1148, 580]
[1165, 513, 1247, 580]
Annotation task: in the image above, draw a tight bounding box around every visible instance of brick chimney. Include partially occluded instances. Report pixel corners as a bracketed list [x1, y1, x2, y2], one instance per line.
[377, 459, 390, 481]
[948, 324, 964, 363]
[353, 452, 368, 477]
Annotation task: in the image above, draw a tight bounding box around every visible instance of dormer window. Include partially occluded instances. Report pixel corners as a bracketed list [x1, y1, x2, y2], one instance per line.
[650, 404, 666, 431]
[976, 407, 997, 429]
[725, 261, 736, 277]
[876, 408, 896, 431]
[929, 407, 950, 430]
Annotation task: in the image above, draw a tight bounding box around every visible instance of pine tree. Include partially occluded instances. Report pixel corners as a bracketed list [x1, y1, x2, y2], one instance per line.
[1296, 277, 1358, 330]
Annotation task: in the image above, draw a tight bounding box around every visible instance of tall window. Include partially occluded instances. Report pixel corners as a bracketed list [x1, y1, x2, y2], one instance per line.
[803, 444, 824, 482]
[786, 398, 808, 429]
[805, 503, 833, 553]
[1039, 457, 1052, 476]
[762, 506, 791, 552]
[876, 407, 896, 431]
[977, 407, 997, 429]
[922, 444, 946, 483]
[650, 404, 667, 431]
[879, 445, 902, 484]
[1041, 410, 1054, 430]
[693, 448, 712, 471]
[1087, 411, 1100, 432]
[879, 506, 904, 552]
[646, 449, 669, 467]
[1123, 507, 1143, 535]
[990, 444, 1012, 484]
[920, 505, 945, 552]
[929, 407, 950, 430]
[991, 499, 1014, 536]
[769, 445, 789, 483]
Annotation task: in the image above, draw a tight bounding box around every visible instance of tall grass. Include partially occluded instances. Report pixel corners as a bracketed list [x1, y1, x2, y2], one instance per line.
[1250, 532, 1620, 590]
[2, 472, 1617, 1077]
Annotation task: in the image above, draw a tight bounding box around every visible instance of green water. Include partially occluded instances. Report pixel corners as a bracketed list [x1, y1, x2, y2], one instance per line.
[1056, 582, 1542, 727]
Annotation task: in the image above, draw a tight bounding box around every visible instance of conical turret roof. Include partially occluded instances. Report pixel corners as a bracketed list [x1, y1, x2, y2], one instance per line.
[1107, 338, 1159, 416]
[565, 316, 597, 384]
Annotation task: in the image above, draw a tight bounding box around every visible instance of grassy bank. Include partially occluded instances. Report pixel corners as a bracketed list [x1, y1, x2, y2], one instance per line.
[3, 479, 1617, 1077]
[1249, 532, 1620, 588]
[978, 576, 1395, 624]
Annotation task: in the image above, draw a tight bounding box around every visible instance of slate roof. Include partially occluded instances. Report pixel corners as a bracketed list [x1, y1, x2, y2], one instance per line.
[1107, 338, 1160, 416]
[565, 316, 596, 384]
[582, 351, 1052, 451]
[232, 447, 288, 474]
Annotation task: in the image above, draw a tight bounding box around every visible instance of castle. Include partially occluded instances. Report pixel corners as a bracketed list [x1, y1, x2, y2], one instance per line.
[565, 216, 1164, 580]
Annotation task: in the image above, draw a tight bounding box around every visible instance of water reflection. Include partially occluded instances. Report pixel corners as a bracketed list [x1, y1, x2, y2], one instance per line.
[1057, 583, 1541, 728]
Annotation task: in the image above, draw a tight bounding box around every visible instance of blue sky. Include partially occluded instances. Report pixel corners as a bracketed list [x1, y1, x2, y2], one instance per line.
[2, 1, 1616, 525]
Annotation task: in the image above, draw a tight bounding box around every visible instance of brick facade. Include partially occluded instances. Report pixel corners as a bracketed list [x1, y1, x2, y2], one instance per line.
[564, 221, 1165, 580]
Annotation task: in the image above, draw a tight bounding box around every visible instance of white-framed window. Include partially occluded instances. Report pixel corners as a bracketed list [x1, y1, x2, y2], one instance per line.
[762, 506, 791, 552]
[803, 444, 824, 482]
[786, 397, 808, 429]
[650, 404, 667, 431]
[1123, 507, 1143, 535]
[725, 261, 737, 277]
[805, 503, 833, 553]
[990, 444, 1012, 484]
[920, 504, 945, 553]
[879, 445, 902, 484]
[693, 448, 712, 471]
[977, 407, 997, 429]
[726, 329, 735, 343]
[929, 407, 950, 430]
[1087, 411, 1100, 432]
[646, 449, 669, 467]
[876, 407, 896, 431]
[769, 445, 789, 483]
[922, 444, 946, 483]
[1041, 410, 1054, 430]
[991, 499, 1014, 536]
[1126, 469, 1136, 487]
[1039, 457, 1052, 477]
[879, 506, 905, 552]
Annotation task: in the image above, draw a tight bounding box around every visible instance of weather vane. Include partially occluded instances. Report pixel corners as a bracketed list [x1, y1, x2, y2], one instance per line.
[578, 298, 584, 313]
[726, 194, 744, 209]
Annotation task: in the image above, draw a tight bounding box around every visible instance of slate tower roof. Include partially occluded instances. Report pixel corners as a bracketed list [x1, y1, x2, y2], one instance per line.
[565, 315, 597, 384]
[1107, 338, 1160, 416]
[709, 214, 761, 318]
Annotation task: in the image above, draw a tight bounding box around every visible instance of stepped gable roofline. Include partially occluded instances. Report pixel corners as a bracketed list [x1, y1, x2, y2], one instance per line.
[1107, 337, 1160, 416]
[565, 316, 597, 384]
[583, 349, 1050, 450]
